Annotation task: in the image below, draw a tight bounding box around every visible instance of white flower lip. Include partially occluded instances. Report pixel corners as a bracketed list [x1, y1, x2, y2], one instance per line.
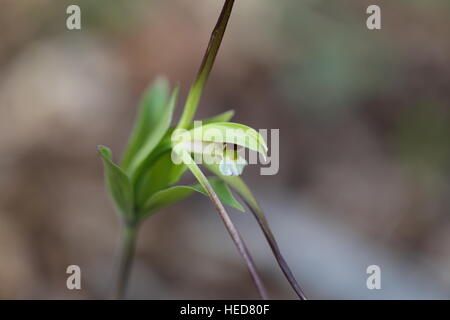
[218, 152, 248, 176]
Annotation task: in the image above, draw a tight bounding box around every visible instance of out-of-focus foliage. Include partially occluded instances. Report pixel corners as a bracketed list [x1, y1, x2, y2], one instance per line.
[395, 103, 450, 173]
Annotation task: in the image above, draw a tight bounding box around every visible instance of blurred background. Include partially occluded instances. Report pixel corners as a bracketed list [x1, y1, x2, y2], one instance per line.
[0, 0, 449, 299]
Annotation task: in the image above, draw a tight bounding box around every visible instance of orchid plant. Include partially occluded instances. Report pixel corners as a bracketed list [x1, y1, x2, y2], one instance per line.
[98, 0, 307, 300]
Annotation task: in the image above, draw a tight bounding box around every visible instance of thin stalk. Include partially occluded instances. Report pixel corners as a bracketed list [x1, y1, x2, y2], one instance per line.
[177, 0, 235, 129]
[202, 165, 308, 299]
[205, 188, 269, 300]
[111, 222, 139, 300]
[240, 197, 308, 300]
[181, 151, 268, 299]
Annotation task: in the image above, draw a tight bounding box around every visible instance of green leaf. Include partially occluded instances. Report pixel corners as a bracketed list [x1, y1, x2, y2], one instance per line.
[98, 145, 134, 221]
[139, 177, 243, 219]
[134, 151, 187, 208]
[127, 86, 179, 176]
[138, 185, 194, 219]
[129, 127, 175, 184]
[178, 122, 268, 158]
[189, 110, 235, 128]
[121, 78, 170, 170]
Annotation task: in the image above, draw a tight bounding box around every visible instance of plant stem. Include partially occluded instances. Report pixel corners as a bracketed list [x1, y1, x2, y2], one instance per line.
[202, 166, 308, 299]
[111, 222, 139, 300]
[177, 0, 235, 129]
[181, 151, 268, 299]
[240, 197, 308, 300]
[206, 189, 269, 300]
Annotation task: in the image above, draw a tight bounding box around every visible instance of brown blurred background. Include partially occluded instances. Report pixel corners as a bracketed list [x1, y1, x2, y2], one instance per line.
[0, 0, 449, 299]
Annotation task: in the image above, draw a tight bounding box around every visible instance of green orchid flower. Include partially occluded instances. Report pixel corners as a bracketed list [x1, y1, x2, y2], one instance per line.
[98, 0, 307, 300]
[171, 121, 267, 177]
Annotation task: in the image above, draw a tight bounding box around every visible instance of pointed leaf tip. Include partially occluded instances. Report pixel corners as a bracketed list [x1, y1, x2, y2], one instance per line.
[98, 145, 134, 221]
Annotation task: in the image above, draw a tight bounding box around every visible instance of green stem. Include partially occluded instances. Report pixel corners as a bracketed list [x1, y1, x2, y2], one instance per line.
[177, 0, 235, 129]
[111, 222, 139, 300]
